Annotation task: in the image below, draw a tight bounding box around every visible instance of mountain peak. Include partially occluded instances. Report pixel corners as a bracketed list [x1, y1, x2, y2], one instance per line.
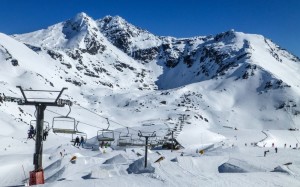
[98, 15, 161, 54]
[73, 12, 89, 20]
[67, 12, 95, 31]
[98, 15, 130, 31]
[76, 12, 88, 17]
[101, 15, 126, 24]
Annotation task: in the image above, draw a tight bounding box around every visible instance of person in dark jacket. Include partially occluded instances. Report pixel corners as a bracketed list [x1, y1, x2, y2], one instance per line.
[79, 136, 85, 148]
[43, 130, 48, 141]
[74, 136, 80, 146]
[28, 125, 35, 139]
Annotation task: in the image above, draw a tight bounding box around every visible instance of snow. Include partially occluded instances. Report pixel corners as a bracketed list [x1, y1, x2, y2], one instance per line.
[103, 154, 127, 164]
[127, 157, 155, 174]
[1, 124, 300, 186]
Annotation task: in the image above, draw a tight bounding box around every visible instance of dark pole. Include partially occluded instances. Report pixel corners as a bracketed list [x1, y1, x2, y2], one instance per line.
[34, 104, 46, 170]
[144, 137, 149, 168]
[138, 131, 156, 169]
[171, 130, 174, 152]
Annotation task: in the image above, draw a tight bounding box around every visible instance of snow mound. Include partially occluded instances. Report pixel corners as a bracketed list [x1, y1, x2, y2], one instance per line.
[127, 157, 155, 174]
[218, 159, 263, 173]
[103, 154, 127, 164]
[218, 163, 247, 173]
[272, 165, 294, 175]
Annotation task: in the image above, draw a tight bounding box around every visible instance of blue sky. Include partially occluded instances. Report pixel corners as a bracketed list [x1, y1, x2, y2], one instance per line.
[0, 0, 299, 57]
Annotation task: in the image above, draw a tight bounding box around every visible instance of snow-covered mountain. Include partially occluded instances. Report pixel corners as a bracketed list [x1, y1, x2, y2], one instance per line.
[0, 12, 299, 138]
[2, 12, 300, 187]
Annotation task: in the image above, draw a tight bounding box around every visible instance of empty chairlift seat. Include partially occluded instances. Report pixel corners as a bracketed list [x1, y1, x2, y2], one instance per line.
[52, 116, 78, 134]
[97, 118, 115, 142]
[118, 127, 133, 146]
[97, 129, 115, 142]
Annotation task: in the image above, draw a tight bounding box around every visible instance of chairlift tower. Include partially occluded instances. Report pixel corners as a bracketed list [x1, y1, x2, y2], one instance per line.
[5, 86, 71, 185]
[138, 131, 156, 168]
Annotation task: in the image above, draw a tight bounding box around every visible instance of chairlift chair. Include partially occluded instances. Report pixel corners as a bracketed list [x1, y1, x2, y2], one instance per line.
[97, 118, 115, 142]
[71, 131, 87, 143]
[52, 105, 79, 134]
[154, 136, 164, 145]
[131, 136, 145, 146]
[30, 120, 50, 130]
[149, 136, 162, 146]
[52, 116, 78, 134]
[118, 127, 133, 146]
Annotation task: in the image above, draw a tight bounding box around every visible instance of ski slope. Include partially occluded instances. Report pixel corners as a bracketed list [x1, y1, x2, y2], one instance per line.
[0, 127, 300, 186]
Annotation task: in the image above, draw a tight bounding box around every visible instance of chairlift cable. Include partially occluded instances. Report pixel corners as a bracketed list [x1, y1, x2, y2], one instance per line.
[66, 105, 71, 117]
[74, 104, 139, 132]
[48, 103, 163, 137]
[46, 108, 129, 135]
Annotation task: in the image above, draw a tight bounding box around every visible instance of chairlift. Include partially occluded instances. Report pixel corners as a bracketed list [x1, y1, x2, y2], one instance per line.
[149, 136, 162, 146]
[97, 118, 115, 142]
[71, 131, 87, 143]
[52, 116, 78, 134]
[131, 137, 145, 146]
[52, 106, 78, 134]
[118, 127, 133, 146]
[30, 120, 50, 130]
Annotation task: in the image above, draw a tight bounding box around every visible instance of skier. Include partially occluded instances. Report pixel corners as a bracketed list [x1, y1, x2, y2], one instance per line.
[264, 150, 269, 157]
[43, 128, 49, 141]
[79, 136, 85, 148]
[74, 136, 80, 146]
[28, 125, 35, 139]
[27, 130, 32, 139]
[275, 147, 278, 153]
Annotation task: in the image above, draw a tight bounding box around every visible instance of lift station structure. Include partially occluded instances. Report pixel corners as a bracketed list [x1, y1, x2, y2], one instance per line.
[5, 86, 72, 185]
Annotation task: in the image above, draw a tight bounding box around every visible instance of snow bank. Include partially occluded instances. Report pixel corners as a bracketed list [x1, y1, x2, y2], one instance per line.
[272, 165, 294, 175]
[218, 163, 247, 173]
[103, 154, 127, 164]
[127, 157, 155, 174]
[218, 158, 264, 173]
[177, 125, 226, 150]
